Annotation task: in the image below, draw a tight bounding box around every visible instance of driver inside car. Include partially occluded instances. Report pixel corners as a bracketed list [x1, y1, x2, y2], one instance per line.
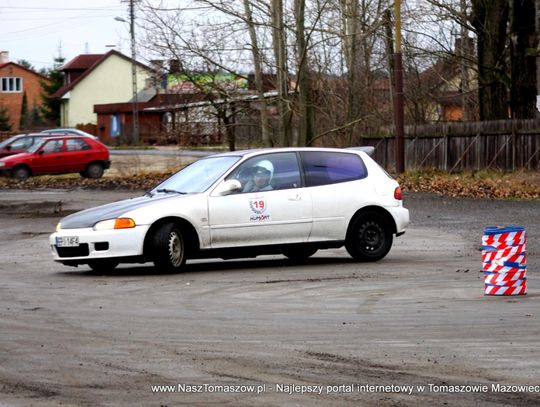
[243, 165, 273, 192]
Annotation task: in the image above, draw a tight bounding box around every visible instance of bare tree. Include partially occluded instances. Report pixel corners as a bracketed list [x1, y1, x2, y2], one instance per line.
[419, 0, 538, 121]
[341, 0, 361, 144]
[242, 0, 273, 145]
[271, 0, 293, 146]
[509, 0, 537, 119]
[139, 2, 251, 150]
[294, 0, 316, 146]
[471, 0, 509, 120]
[137, 0, 540, 153]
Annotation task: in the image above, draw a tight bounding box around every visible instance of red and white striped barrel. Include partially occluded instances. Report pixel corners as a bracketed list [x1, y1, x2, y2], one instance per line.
[482, 226, 527, 296]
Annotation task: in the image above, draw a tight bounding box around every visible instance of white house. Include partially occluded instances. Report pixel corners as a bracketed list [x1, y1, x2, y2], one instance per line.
[54, 50, 153, 128]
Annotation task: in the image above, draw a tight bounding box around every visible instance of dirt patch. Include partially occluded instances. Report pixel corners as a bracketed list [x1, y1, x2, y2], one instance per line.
[0, 201, 64, 216]
[398, 170, 540, 200]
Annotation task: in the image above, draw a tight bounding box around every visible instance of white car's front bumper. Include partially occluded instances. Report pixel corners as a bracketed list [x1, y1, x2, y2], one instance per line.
[50, 225, 150, 262]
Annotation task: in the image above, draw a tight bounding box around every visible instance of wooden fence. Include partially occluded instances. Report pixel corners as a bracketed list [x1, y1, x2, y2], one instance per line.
[361, 119, 540, 171]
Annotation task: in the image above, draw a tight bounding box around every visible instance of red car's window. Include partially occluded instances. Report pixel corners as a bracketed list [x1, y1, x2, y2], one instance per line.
[66, 138, 91, 151]
[9, 137, 33, 149]
[41, 140, 64, 154]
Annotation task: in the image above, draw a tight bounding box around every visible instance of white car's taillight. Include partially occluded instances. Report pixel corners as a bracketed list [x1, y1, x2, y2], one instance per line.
[394, 186, 403, 200]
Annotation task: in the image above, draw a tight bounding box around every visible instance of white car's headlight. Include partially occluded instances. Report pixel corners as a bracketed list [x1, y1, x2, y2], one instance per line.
[56, 222, 62, 232]
[93, 218, 136, 231]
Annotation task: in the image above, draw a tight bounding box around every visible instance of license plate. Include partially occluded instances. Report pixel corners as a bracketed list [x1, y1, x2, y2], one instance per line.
[56, 236, 79, 247]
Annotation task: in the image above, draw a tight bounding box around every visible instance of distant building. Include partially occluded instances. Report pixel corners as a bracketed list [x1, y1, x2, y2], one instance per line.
[419, 37, 478, 122]
[54, 50, 153, 132]
[0, 51, 51, 132]
[94, 72, 257, 144]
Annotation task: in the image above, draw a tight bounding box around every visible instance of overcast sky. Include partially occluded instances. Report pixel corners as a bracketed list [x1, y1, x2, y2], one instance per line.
[0, 0, 136, 70]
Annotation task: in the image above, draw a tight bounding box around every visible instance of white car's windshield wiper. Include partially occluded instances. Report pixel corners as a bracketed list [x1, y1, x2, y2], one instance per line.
[156, 188, 187, 195]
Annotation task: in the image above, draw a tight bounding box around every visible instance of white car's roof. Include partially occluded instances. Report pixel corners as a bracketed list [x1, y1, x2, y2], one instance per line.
[209, 146, 373, 159]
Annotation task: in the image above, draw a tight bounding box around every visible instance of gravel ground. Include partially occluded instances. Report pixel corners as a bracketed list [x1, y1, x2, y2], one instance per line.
[0, 189, 538, 407]
[407, 192, 539, 269]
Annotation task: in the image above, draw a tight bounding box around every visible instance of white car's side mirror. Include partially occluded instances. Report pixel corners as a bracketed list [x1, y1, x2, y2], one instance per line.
[214, 179, 242, 196]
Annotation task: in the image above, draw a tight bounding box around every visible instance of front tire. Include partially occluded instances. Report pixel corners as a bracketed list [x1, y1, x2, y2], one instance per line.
[12, 166, 31, 181]
[345, 212, 393, 262]
[152, 223, 186, 273]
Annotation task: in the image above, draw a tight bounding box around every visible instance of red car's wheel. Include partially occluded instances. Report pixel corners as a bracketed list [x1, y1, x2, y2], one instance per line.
[12, 166, 31, 181]
[84, 162, 104, 178]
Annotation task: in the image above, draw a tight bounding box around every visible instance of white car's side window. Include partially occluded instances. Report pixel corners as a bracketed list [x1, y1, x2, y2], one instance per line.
[300, 151, 367, 187]
[227, 153, 301, 193]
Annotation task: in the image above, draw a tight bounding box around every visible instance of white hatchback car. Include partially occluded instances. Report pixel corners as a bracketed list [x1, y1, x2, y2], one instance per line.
[50, 147, 409, 272]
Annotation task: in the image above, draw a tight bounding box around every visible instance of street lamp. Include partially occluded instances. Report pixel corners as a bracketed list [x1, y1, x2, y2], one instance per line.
[115, 10, 139, 144]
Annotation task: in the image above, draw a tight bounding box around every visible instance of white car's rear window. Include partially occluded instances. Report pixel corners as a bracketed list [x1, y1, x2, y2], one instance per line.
[300, 151, 367, 187]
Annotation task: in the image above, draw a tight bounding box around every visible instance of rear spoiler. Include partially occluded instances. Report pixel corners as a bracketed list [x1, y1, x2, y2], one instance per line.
[346, 146, 375, 157]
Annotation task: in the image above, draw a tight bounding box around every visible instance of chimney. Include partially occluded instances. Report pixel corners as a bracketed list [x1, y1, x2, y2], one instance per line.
[0, 51, 9, 64]
[169, 59, 181, 73]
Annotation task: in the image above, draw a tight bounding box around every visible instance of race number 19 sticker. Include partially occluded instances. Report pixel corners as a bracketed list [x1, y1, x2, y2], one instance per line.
[249, 198, 270, 221]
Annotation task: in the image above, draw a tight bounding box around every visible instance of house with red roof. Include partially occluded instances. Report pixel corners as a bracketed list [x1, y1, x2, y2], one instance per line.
[0, 51, 51, 132]
[54, 50, 153, 132]
[416, 37, 478, 122]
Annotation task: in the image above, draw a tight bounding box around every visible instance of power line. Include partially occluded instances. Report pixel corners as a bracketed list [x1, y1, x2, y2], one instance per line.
[0, 6, 123, 11]
[1, 14, 121, 37]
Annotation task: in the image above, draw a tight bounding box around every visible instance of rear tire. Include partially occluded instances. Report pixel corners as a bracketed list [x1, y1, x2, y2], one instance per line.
[84, 162, 104, 178]
[152, 223, 186, 273]
[345, 211, 393, 262]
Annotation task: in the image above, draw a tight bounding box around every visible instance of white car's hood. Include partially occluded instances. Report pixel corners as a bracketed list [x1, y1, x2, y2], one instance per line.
[59, 193, 186, 229]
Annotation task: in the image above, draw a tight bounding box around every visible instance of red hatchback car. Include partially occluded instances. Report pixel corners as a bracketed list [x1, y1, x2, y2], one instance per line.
[0, 133, 63, 158]
[0, 136, 111, 180]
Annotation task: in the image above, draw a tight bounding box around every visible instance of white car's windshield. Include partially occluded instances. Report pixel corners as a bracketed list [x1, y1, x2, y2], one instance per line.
[152, 156, 240, 194]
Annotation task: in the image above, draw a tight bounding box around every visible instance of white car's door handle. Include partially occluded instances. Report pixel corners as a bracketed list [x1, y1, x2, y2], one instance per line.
[288, 194, 302, 201]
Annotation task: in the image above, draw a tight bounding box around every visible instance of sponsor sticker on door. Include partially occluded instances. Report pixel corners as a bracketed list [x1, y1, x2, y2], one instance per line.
[249, 198, 270, 221]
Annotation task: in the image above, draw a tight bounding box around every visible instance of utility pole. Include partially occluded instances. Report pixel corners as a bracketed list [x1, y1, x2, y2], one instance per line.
[460, 0, 471, 121]
[116, 1, 139, 144]
[129, 0, 139, 144]
[536, 0, 540, 118]
[393, 0, 405, 173]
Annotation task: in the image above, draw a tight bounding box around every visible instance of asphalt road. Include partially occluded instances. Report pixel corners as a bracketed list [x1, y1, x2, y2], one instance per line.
[0, 189, 539, 407]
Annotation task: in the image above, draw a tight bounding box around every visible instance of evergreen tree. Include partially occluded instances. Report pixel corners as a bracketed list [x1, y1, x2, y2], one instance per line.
[0, 106, 12, 131]
[20, 91, 28, 129]
[17, 59, 34, 70]
[40, 56, 65, 125]
[30, 103, 43, 126]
